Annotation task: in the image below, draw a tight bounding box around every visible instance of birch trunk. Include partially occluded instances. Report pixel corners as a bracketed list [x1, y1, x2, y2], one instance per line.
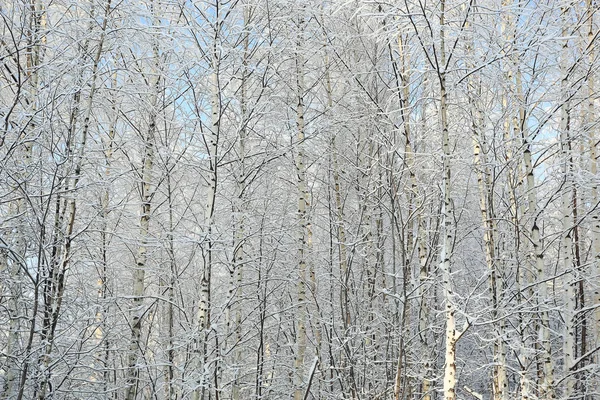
[359, 139, 375, 349]
[323, 33, 353, 395]
[293, 14, 309, 399]
[440, 72, 457, 400]
[329, 114, 350, 332]
[124, 17, 160, 400]
[501, 4, 553, 395]
[439, 3, 466, 398]
[193, 36, 220, 400]
[322, 34, 350, 328]
[517, 64, 554, 400]
[95, 68, 117, 394]
[164, 173, 177, 400]
[466, 11, 507, 396]
[587, 0, 600, 364]
[331, 134, 349, 328]
[470, 85, 506, 400]
[390, 30, 417, 400]
[499, 7, 531, 397]
[418, 77, 434, 400]
[511, 65, 533, 400]
[230, 7, 250, 399]
[124, 84, 158, 399]
[560, 8, 575, 396]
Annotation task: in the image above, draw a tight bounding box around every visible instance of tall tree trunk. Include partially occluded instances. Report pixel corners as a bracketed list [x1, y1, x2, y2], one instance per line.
[417, 78, 434, 400]
[230, 7, 250, 399]
[293, 11, 309, 399]
[322, 25, 352, 396]
[516, 59, 554, 400]
[466, 10, 507, 396]
[96, 68, 118, 396]
[389, 29, 417, 400]
[586, 0, 600, 369]
[511, 60, 532, 400]
[560, 7, 575, 396]
[164, 172, 177, 400]
[500, 5, 531, 396]
[470, 79, 506, 400]
[193, 31, 221, 400]
[438, 3, 469, 398]
[125, 17, 159, 400]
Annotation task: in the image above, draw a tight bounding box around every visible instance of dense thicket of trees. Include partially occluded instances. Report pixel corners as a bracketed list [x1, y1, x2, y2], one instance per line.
[1, 0, 599, 399]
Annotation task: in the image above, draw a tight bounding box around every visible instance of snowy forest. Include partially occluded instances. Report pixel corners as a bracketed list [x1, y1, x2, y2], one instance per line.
[1, 0, 599, 398]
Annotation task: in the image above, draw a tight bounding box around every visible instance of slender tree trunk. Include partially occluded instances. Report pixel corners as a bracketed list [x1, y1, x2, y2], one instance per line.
[125, 17, 159, 400]
[466, 13, 507, 396]
[230, 8, 250, 399]
[510, 62, 532, 400]
[440, 71, 458, 400]
[164, 173, 177, 400]
[499, 4, 532, 397]
[322, 30, 353, 397]
[439, 2, 469, 399]
[293, 12, 309, 399]
[470, 82, 506, 400]
[560, 8, 575, 396]
[95, 68, 117, 395]
[193, 35, 220, 400]
[390, 30, 417, 400]
[416, 82, 434, 400]
[516, 60, 554, 400]
[586, 0, 600, 369]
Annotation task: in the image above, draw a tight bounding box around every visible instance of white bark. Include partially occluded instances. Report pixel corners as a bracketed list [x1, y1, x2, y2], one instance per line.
[560, 7, 575, 396]
[125, 11, 159, 399]
[193, 43, 220, 400]
[294, 17, 309, 398]
[520, 75, 554, 400]
[230, 8, 250, 399]
[417, 85, 433, 400]
[467, 11, 507, 397]
[393, 31, 415, 400]
[165, 186, 176, 400]
[124, 77, 157, 400]
[438, 2, 465, 399]
[95, 68, 117, 394]
[587, 0, 600, 364]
